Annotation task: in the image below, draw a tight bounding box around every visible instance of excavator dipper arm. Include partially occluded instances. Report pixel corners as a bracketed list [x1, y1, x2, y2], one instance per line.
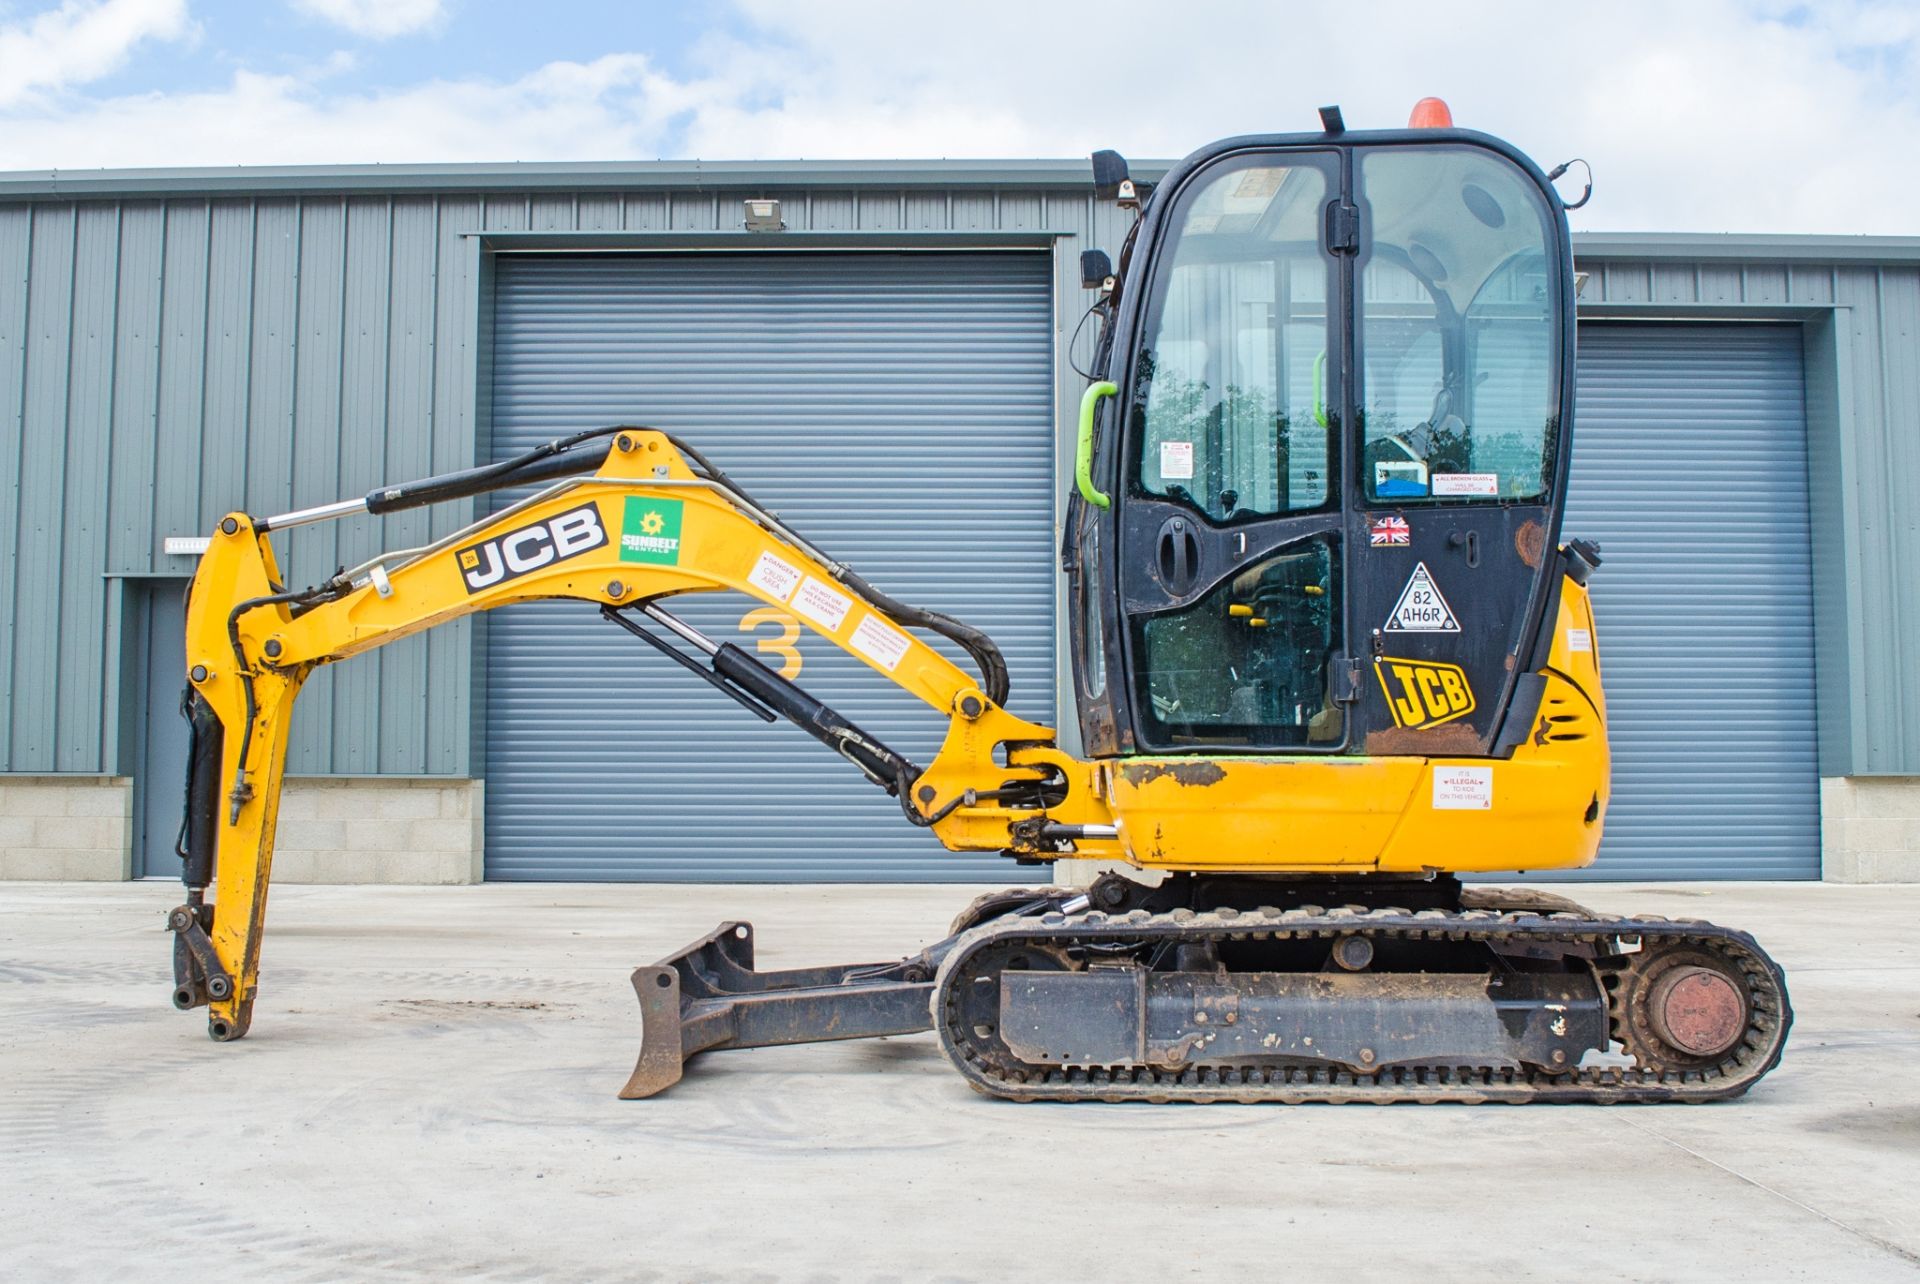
[172, 428, 1115, 1043]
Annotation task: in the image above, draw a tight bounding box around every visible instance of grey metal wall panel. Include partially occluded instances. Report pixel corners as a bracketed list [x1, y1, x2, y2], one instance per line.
[0, 205, 30, 750]
[11, 205, 75, 766]
[428, 197, 484, 776]
[282, 199, 346, 774]
[154, 200, 211, 580]
[55, 206, 119, 768]
[375, 198, 439, 773]
[105, 203, 164, 573]
[244, 201, 299, 516]
[1876, 269, 1920, 768]
[202, 202, 254, 523]
[1566, 323, 1819, 879]
[482, 251, 1054, 881]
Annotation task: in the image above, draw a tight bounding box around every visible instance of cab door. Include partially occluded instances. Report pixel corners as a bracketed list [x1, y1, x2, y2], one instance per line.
[1349, 144, 1569, 753]
[1109, 148, 1352, 754]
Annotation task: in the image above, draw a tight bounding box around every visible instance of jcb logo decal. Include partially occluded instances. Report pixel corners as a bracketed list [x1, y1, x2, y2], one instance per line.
[1376, 657, 1476, 729]
[455, 502, 607, 594]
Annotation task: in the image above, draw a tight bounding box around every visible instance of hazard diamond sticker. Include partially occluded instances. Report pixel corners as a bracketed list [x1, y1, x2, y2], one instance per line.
[1384, 561, 1459, 633]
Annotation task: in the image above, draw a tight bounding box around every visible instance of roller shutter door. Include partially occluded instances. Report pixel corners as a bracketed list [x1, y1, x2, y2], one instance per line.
[483, 252, 1054, 881]
[1564, 323, 1818, 879]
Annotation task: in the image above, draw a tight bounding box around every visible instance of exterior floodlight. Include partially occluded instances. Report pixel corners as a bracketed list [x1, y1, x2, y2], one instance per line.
[743, 199, 784, 232]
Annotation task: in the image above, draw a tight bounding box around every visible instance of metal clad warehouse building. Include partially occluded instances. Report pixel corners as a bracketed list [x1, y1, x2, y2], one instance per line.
[0, 158, 1916, 885]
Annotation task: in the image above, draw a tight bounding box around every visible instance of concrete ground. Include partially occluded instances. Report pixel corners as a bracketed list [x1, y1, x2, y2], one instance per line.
[3, 881, 1918, 1282]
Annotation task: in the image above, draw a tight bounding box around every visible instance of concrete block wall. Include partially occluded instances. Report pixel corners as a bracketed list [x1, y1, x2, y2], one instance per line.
[0, 775, 482, 883]
[273, 778, 483, 884]
[0, 777, 132, 880]
[6, 775, 1919, 884]
[1821, 777, 1920, 883]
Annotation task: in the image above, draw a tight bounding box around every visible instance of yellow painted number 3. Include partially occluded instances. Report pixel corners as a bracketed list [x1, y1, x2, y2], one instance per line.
[739, 607, 804, 678]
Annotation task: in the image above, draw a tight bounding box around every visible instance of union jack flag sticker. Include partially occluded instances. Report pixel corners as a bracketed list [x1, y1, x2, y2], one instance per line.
[1370, 515, 1411, 547]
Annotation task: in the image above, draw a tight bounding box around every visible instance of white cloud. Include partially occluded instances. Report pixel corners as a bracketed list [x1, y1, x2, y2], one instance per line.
[0, 0, 189, 107]
[0, 54, 675, 168]
[290, 0, 445, 40]
[0, 1, 1916, 234]
[672, 0, 1920, 235]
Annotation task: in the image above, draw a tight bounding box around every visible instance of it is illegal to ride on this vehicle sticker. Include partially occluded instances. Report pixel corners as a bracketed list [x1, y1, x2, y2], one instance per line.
[1432, 765, 1493, 809]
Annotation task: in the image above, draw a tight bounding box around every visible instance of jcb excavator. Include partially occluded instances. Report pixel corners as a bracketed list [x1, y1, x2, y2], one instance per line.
[168, 103, 1790, 1103]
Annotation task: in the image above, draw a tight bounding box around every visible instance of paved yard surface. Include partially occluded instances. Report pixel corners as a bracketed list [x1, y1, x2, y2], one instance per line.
[3, 880, 1918, 1281]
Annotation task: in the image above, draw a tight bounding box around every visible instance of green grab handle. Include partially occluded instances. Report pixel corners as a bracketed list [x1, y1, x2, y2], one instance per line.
[1312, 350, 1330, 428]
[1076, 381, 1118, 510]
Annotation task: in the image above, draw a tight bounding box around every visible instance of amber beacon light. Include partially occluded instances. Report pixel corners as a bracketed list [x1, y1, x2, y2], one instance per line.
[1408, 96, 1454, 128]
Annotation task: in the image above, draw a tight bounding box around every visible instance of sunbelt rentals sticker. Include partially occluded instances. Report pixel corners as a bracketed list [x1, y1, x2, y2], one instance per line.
[621, 497, 684, 565]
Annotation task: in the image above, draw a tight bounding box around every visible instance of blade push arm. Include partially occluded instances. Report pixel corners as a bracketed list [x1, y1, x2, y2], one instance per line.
[174, 428, 1115, 1040]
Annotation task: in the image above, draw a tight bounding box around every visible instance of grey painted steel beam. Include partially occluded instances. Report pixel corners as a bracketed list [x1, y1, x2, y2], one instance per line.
[1574, 231, 1920, 263]
[0, 159, 1174, 202]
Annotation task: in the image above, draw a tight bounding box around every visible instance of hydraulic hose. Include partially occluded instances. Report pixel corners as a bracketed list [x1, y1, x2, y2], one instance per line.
[838, 569, 1010, 709]
[361, 425, 630, 516]
[658, 428, 1010, 707]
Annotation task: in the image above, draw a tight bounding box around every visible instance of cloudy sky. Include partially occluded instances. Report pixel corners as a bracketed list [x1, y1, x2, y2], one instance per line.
[0, 0, 1915, 234]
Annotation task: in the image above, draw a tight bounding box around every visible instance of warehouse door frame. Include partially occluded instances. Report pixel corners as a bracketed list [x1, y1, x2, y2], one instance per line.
[117, 576, 193, 879]
[1567, 319, 1820, 877]
[1571, 300, 1868, 882]
[463, 229, 1084, 879]
[1573, 301, 1854, 782]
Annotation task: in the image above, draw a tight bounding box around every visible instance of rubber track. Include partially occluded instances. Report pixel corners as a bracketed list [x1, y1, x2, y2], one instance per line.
[932, 905, 1792, 1104]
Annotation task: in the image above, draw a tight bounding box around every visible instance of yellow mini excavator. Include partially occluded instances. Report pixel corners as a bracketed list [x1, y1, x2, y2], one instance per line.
[167, 103, 1790, 1103]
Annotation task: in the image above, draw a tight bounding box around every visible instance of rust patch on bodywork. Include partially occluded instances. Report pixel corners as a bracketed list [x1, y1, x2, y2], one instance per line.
[1365, 723, 1486, 756]
[1119, 760, 1229, 788]
[1515, 520, 1546, 568]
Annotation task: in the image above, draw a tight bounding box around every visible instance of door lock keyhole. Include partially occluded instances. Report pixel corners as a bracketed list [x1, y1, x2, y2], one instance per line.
[1448, 529, 1481, 568]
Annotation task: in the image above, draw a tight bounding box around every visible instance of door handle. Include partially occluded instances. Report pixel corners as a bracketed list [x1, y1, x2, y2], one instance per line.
[1156, 516, 1201, 594]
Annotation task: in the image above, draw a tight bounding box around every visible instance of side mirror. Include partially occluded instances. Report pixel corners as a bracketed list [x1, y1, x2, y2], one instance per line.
[1091, 150, 1129, 199]
[1079, 249, 1114, 292]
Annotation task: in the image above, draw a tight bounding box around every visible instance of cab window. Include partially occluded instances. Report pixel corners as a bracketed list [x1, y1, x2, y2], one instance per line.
[1357, 148, 1559, 503]
[1131, 156, 1337, 522]
[1132, 538, 1343, 748]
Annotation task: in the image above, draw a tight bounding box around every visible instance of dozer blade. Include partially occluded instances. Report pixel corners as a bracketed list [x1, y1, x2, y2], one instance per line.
[620, 920, 938, 1099]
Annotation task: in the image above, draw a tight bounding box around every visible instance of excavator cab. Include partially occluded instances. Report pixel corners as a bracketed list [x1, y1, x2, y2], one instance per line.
[1070, 125, 1577, 766]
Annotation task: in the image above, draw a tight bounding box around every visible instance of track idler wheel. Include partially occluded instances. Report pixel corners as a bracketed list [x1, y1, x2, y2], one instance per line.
[942, 939, 1077, 1085]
